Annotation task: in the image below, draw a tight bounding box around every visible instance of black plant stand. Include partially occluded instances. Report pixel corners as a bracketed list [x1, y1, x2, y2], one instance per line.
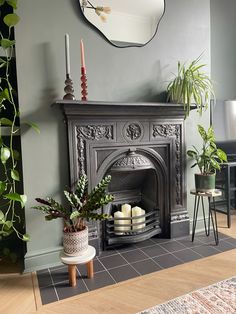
[191, 189, 222, 245]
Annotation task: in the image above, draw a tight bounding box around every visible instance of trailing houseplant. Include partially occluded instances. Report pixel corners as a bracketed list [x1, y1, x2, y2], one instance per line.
[0, 0, 39, 256]
[167, 55, 215, 118]
[187, 124, 227, 192]
[32, 174, 114, 256]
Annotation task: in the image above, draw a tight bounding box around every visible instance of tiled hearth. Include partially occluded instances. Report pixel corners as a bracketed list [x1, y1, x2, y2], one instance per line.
[37, 232, 236, 305]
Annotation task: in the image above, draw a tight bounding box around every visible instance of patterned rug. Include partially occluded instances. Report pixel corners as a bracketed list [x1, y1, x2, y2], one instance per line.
[137, 276, 236, 314]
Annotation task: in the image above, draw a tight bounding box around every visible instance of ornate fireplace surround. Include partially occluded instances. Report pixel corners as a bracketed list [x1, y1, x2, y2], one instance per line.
[57, 100, 190, 253]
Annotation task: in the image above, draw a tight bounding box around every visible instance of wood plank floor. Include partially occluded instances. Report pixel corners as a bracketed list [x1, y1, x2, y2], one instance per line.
[1, 212, 236, 314]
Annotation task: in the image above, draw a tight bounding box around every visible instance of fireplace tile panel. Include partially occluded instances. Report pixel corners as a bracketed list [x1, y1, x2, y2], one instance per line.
[37, 232, 236, 305]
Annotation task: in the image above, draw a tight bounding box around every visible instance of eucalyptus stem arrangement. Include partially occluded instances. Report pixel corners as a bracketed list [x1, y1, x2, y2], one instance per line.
[167, 55, 215, 117]
[0, 0, 38, 244]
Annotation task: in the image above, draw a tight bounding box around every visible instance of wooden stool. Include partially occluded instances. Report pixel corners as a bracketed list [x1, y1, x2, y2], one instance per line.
[60, 245, 96, 287]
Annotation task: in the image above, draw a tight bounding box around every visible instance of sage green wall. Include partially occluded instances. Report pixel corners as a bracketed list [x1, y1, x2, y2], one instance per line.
[15, 0, 210, 272]
[211, 0, 236, 100]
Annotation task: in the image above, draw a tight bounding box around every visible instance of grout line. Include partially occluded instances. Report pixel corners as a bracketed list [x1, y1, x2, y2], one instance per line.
[97, 258, 118, 284]
[77, 267, 89, 292]
[48, 268, 59, 302]
[115, 251, 142, 276]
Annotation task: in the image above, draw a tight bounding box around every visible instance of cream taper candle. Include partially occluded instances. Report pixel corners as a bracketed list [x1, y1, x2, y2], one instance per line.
[65, 33, 70, 75]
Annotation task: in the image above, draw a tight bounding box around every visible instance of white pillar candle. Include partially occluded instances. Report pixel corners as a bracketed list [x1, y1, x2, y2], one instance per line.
[121, 203, 131, 231]
[140, 209, 146, 229]
[114, 211, 125, 235]
[65, 33, 70, 76]
[132, 206, 143, 231]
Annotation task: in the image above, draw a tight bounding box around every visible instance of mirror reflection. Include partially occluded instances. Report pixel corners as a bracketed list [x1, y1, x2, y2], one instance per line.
[79, 0, 165, 47]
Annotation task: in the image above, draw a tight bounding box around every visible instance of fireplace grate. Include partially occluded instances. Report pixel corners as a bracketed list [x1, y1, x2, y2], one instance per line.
[104, 209, 162, 247]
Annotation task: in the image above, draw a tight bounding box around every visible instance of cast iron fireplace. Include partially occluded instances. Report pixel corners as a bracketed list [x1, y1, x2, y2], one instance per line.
[57, 100, 190, 253]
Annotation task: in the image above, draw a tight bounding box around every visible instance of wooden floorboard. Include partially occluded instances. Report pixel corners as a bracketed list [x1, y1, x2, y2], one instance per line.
[1, 212, 236, 314]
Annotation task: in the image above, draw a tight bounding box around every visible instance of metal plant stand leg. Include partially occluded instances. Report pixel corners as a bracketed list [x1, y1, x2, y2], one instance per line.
[201, 196, 208, 236]
[208, 197, 219, 245]
[192, 195, 200, 242]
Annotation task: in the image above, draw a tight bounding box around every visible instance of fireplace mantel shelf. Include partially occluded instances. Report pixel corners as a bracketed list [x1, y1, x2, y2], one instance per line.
[54, 100, 196, 117]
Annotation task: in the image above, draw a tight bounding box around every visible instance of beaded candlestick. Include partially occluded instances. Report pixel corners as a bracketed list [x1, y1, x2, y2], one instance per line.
[63, 74, 75, 100]
[81, 66, 88, 101]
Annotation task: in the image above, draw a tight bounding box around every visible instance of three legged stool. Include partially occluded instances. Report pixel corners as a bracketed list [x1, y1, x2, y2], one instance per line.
[60, 245, 96, 287]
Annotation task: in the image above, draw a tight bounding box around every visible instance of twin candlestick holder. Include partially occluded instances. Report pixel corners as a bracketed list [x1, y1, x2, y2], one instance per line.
[81, 66, 88, 101]
[63, 74, 75, 100]
[63, 68, 88, 101]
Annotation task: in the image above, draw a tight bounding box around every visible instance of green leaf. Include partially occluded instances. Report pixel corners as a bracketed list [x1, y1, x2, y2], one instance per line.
[3, 13, 20, 27]
[0, 118, 13, 126]
[0, 210, 5, 222]
[4, 193, 27, 208]
[1, 147, 11, 163]
[70, 211, 80, 220]
[11, 169, 20, 181]
[6, 0, 17, 9]
[13, 149, 20, 160]
[0, 38, 15, 49]
[0, 88, 10, 101]
[0, 181, 7, 195]
[22, 120, 40, 134]
[22, 233, 30, 242]
[5, 220, 13, 229]
[0, 58, 7, 68]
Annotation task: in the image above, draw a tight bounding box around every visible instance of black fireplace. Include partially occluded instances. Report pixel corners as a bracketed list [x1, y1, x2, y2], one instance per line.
[58, 100, 190, 253]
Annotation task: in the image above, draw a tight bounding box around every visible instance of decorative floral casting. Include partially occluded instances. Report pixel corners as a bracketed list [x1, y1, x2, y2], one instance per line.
[153, 124, 182, 205]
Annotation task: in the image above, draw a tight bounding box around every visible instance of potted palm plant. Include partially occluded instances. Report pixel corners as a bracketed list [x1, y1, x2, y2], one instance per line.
[167, 55, 214, 117]
[187, 125, 227, 192]
[32, 174, 114, 256]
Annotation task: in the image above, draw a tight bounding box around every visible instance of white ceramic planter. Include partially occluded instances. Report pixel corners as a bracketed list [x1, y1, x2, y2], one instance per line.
[63, 226, 88, 256]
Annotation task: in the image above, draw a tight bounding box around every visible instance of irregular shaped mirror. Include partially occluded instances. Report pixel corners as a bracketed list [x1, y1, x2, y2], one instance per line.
[79, 0, 165, 47]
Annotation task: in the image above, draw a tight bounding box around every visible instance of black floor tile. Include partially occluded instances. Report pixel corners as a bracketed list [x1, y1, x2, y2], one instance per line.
[224, 237, 236, 246]
[121, 249, 148, 263]
[177, 237, 203, 248]
[108, 264, 140, 282]
[99, 248, 118, 257]
[191, 244, 220, 257]
[82, 270, 115, 290]
[98, 254, 127, 269]
[173, 248, 202, 263]
[77, 258, 105, 276]
[141, 244, 168, 258]
[153, 253, 183, 268]
[135, 239, 157, 248]
[37, 269, 52, 288]
[115, 244, 137, 253]
[50, 266, 69, 284]
[213, 240, 235, 252]
[55, 280, 88, 300]
[151, 237, 173, 244]
[131, 259, 162, 275]
[159, 240, 186, 253]
[40, 285, 58, 305]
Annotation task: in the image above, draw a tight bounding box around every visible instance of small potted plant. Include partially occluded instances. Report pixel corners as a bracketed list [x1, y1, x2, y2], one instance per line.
[187, 125, 227, 192]
[167, 55, 215, 117]
[32, 174, 114, 256]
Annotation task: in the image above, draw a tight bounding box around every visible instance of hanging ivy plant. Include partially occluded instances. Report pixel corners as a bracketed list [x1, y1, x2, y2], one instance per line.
[0, 0, 39, 245]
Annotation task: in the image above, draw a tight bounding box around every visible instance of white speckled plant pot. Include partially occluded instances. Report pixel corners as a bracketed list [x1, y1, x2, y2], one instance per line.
[63, 226, 88, 256]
